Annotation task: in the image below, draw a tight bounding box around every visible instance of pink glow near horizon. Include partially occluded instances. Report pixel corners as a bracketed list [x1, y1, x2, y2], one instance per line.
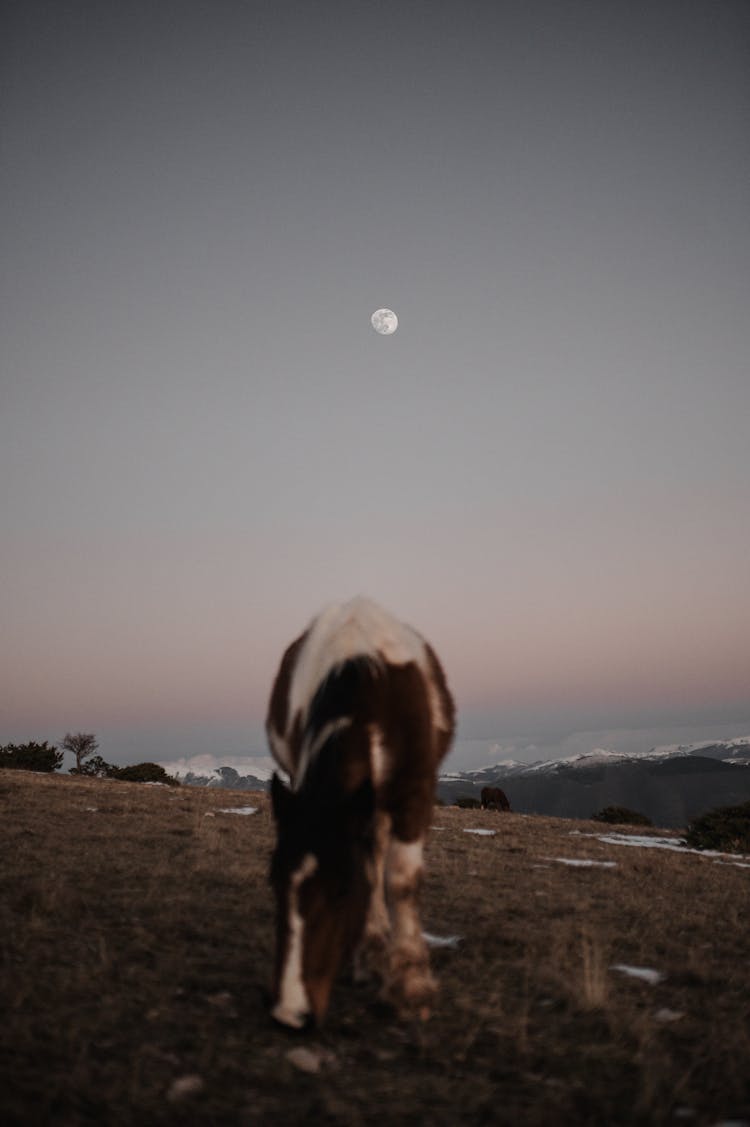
[3, 515, 748, 743]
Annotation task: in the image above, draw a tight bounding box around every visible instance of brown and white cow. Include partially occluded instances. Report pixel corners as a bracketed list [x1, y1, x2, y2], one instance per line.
[266, 597, 455, 1029]
[480, 785, 511, 812]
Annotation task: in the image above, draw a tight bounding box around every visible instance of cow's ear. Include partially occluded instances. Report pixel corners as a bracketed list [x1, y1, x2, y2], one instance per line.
[271, 772, 295, 822]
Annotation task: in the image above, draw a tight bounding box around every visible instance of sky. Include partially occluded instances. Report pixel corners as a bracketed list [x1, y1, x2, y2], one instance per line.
[2, 0, 749, 773]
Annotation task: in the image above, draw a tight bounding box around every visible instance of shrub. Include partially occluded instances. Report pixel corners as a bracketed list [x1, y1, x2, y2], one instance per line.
[592, 806, 652, 827]
[454, 796, 481, 809]
[685, 801, 750, 854]
[0, 741, 63, 773]
[71, 755, 118, 778]
[112, 762, 178, 786]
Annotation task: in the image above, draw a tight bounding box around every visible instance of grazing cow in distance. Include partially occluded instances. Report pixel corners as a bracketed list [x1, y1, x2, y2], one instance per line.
[266, 597, 455, 1029]
[481, 785, 511, 812]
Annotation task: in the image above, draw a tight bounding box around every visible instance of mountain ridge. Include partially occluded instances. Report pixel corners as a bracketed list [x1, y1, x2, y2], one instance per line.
[437, 737, 750, 827]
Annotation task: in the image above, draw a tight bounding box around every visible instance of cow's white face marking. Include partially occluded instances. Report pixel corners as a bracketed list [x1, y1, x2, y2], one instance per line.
[272, 852, 318, 1028]
[369, 725, 389, 787]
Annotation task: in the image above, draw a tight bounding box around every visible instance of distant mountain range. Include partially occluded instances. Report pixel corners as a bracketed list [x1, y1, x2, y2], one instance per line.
[174, 764, 274, 791]
[171, 737, 750, 829]
[437, 737, 750, 828]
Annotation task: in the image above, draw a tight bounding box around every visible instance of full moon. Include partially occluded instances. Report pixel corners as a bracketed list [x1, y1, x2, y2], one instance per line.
[371, 308, 398, 335]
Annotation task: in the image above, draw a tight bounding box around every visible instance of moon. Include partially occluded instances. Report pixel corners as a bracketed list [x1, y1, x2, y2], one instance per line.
[371, 308, 398, 335]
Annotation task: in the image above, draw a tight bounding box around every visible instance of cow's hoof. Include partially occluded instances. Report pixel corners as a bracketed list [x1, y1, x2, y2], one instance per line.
[382, 951, 436, 1018]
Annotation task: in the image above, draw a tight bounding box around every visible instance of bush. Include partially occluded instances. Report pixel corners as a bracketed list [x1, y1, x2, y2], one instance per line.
[0, 741, 63, 773]
[454, 796, 481, 809]
[685, 801, 750, 854]
[71, 755, 118, 778]
[592, 806, 652, 827]
[112, 762, 178, 786]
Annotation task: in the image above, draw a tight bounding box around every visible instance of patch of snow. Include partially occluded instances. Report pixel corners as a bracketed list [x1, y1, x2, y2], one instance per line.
[655, 735, 750, 755]
[217, 806, 258, 816]
[422, 931, 461, 948]
[526, 747, 625, 772]
[463, 828, 497, 836]
[611, 964, 664, 985]
[655, 1008, 684, 1022]
[446, 740, 529, 776]
[547, 857, 617, 869]
[586, 832, 750, 864]
[593, 833, 688, 852]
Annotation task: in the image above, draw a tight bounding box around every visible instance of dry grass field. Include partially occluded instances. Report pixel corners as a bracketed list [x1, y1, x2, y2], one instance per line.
[2, 770, 749, 1126]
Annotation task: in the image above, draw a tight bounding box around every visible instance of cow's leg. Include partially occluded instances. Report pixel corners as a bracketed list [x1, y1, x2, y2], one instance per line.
[353, 811, 391, 983]
[383, 836, 435, 1018]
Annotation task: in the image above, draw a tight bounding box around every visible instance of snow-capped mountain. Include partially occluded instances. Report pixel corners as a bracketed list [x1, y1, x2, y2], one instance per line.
[160, 755, 276, 790]
[441, 736, 750, 783]
[437, 737, 750, 828]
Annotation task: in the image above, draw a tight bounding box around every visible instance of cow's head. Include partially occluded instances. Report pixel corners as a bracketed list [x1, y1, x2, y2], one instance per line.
[269, 772, 375, 1028]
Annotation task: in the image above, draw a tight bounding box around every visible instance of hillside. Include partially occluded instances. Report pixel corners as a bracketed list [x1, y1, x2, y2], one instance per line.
[1, 770, 749, 1126]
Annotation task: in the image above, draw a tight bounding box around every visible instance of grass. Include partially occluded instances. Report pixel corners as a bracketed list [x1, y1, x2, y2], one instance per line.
[1, 770, 749, 1126]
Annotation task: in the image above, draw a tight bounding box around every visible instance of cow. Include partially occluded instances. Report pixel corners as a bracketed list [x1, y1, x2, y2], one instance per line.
[266, 597, 455, 1029]
[480, 785, 511, 812]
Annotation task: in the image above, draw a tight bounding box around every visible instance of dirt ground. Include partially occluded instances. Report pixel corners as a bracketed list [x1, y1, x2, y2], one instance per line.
[1, 770, 748, 1126]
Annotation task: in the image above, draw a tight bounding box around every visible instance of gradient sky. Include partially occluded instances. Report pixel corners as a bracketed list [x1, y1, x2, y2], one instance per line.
[2, 0, 749, 771]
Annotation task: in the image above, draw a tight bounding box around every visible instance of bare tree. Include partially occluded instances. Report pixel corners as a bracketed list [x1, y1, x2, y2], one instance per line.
[60, 732, 99, 773]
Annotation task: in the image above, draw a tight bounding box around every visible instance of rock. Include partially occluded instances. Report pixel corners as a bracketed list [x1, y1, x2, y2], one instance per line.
[167, 1075, 204, 1102]
[285, 1047, 337, 1074]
